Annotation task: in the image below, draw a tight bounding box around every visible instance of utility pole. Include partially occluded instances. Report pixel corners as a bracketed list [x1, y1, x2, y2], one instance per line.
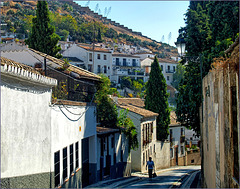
[92, 20, 95, 74]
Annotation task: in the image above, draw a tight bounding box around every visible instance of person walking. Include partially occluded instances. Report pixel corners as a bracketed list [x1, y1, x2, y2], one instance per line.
[146, 157, 154, 178]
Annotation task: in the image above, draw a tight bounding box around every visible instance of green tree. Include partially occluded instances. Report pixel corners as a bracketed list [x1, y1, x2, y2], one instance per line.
[176, 1, 239, 135]
[26, 1, 62, 58]
[95, 74, 118, 128]
[118, 109, 138, 152]
[171, 64, 185, 90]
[120, 76, 132, 89]
[145, 56, 170, 140]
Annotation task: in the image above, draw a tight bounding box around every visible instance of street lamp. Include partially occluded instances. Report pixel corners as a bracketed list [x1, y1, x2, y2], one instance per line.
[175, 37, 186, 57]
[175, 38, 205, 121]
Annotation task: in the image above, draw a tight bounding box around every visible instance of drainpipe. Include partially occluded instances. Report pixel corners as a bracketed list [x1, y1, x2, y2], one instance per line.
[44, 57, 47, 76]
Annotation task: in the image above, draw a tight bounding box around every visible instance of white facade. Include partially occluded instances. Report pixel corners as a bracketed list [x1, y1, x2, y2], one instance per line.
[168, 125, 185, 162]
[62, 44, 113, 78]
[141, 57, 179, 85]
[1, 58, 98, 188]
[134, 53, 155, 60]
[112, 54, 144, 84]
[1, 61, 57, 188]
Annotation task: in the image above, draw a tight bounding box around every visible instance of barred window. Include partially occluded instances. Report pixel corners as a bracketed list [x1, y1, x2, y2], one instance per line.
[54, 151, 60, 187]
[75, 142, 79, 168]
[70, 144, 74, 174]
[62, 147, 68, 180]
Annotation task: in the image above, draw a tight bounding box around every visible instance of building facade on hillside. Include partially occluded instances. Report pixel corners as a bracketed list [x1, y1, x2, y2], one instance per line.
[112, 53, 144, 84]
[141, 57, 178, 85]
[201, 38, 239, 188]
[168, 112, 186, 166]
[134, 52, 155, 60]
[113, 98, 170, 172]
[62, 44, 112, 78]
[96, 127, 130, 181]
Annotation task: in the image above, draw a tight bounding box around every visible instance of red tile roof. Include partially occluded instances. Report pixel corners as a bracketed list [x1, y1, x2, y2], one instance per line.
[78, 44, 111, 53]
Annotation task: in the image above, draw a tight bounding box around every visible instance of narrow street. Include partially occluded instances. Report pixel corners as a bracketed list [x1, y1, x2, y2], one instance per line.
[122, 166, 201, 188]
[86, 166, 201, 188]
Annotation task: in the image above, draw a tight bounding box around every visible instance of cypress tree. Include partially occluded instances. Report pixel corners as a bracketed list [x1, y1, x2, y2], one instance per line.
[26, 1, 61, 58]
[145, 56, 170, 140]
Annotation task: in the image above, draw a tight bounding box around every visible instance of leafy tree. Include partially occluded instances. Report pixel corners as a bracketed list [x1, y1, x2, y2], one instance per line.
[26, 1, 62, 58]
[145, 56, 170, 140]
[95, 74, 118, 128]
[171, 64, 185, 90]
[176, 1, 239, 135]
[120, 76, 132, 89]
[117, 109, 138, 152]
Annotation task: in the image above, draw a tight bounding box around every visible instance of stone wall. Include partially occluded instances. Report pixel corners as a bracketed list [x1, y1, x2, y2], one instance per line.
[201, 65, 239, 188]
[186, 151, 201, 166]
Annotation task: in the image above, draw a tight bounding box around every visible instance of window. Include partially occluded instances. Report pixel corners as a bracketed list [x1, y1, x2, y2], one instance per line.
[54, 151, 60, 187]
[168, 65, 170, 71]
[170, 148, 173, 158]
[75, 142, 79, 168]
[70, 144, 74, 174]
[97, 54, 100, 59]
[104, 55, 107, 60]
[121, 150, 123, 162]
[111, 135, 114, 148]
[167, 76, 169, 81]
[170, 129, 173, 143]
[132, 59, 136, 66]
[104, 65, 107, 73]
[89, 53, 93, 61]
[63, 147, 68, 180]
[143, 152, 145, 165]
[173, 66, 176, 72]
[154, 144, 155, 153]
[97, 65, 101, 73]
[181, 146, 184, 155]
[123, 58, 127, 66]
[181, 128, 184, 136]
[161, 65, 163, 71]
[88, 64, 92, 72]
[116, 58, 120, 66]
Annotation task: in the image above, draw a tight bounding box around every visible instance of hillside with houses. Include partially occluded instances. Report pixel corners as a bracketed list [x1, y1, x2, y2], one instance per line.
[1, 0, 178, 58]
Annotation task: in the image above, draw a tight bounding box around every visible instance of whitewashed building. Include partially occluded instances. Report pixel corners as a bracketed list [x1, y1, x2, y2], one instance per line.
[1, 46, 101, 188]
[96, 127, 130, 181]
[134, 52, 155, 60]
[62, 44, 113, 78]
[141, 57, 179, 85]
[168, 112, 186, 166]
[112, 53, 144, 85]
[113, 98, 170, 172]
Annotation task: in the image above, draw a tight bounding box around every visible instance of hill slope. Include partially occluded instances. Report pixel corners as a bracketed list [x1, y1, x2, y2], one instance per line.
[1, 0, 177, 58]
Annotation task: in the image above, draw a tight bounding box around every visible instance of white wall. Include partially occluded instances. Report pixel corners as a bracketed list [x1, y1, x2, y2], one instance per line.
[50, 104, 97, 174]
[1, 76, 52, 178]
[169, 126, 185, 158]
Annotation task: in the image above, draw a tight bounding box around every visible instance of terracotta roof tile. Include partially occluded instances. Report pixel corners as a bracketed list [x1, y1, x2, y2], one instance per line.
[117, 98, 145, 108]
[118, 104, 158, 118]
[96, 127, 120, 135]
[78, 44, 111, 53]
[1, 56, 41, 75]
[30, 48, 101, 81]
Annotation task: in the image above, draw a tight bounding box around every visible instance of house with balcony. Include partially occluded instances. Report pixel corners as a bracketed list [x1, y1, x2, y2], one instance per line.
[168, 112, 186, 166]
[112, 53, 144, 85]
[141, 57, 178, 85]
[62, 44, 112, 79]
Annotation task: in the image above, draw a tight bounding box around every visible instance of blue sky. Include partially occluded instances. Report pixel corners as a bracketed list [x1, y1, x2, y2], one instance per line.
[74, 1, 189, 47]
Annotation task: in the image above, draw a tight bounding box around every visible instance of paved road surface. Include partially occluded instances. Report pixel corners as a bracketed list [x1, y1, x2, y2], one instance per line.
[121, 166, 201, 188]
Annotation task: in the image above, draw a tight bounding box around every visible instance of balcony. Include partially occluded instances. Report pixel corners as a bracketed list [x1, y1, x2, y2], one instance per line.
[166, 69, 175, 73]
